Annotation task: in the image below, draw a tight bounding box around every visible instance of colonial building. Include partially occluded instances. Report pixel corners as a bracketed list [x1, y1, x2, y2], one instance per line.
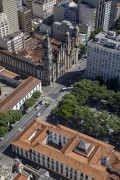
[0, 76, 42, 112]
[11, 119, 120, 180]
[0, 27, 81, 85]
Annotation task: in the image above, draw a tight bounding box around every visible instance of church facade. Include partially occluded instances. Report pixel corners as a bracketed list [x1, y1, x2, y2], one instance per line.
[0, 26, 81, 85]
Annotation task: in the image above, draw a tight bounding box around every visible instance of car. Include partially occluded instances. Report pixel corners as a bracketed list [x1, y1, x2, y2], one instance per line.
[39, 101, 44, 105]
[0, 137, 3, 141]
[35, 105, 39, 110]
[37, 112, 41, 117]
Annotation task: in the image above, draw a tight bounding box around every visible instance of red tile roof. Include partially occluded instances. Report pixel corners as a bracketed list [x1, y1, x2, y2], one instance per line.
[12, 119, 120, 180]
[0, 76, 41, 112]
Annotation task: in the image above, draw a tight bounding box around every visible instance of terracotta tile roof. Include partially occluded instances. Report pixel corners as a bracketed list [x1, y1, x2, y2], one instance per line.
[11, 119, 120, 180]
[14, 173, 28, 180]
[0, 76, 41, 112]
[0, 68, 26, 83]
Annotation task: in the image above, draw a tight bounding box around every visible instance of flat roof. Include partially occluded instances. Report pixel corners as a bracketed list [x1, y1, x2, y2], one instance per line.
[0, 76, 41, 112]
[11, 119, 120, 180]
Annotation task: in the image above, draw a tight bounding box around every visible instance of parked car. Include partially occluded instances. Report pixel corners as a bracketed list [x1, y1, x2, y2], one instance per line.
[37, 112, 41, 117]
[35, 105, 39, 110]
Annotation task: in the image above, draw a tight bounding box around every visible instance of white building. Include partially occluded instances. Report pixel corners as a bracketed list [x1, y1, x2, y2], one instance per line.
[0, 13, 10, 38]
[0, 0, 19, 34]
[116, 3, 120, 20]
[103, 0, 111, 32]
[79, 2, 96, 33]
[0, 76, 42, 112]
[11, 119, 120, 180]
[32, 0, 56, 21]
[86, 31, 120, 84]
[0, 32, 24, 52]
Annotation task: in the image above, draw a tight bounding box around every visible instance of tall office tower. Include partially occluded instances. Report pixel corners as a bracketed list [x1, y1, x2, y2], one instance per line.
[0, 13, 10, 38]
[109, 0, 117, 28]
[0, 0, 19, 34]
[78, 0, 112, 31]
[79, 2, 96, 33]
[18, 8, 32, 34]
[103, 0, 111, 31]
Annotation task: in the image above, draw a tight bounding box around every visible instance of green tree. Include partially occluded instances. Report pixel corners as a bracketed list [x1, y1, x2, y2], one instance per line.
[0, 126, 9, 136]
[7, 110, 22, 123]
[32, 90, 41, 99]
[24, 97, 36, 109]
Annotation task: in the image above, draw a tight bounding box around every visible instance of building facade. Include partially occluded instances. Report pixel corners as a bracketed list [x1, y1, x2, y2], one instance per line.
[0, 76, 42, 112]
[78, 0, 112, 31]
[103, 0, 111, 32]
[86, 31, 120, 84]
[0, 13, 10, 38]
[78, 2, 96, 33]
[0, 0, 19, 34]
[109, 0, 118, 28]
[18, 8, 32, 34]
[0, 30, 81, 85]
[53, 2, 77, 23]
[11, 119, 120, 180]
[0, 32, 24, 52]
[32, 0, 56, 21]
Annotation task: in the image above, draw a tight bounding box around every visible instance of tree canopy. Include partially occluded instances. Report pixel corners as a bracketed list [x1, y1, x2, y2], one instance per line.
[53, 79, 120, 146]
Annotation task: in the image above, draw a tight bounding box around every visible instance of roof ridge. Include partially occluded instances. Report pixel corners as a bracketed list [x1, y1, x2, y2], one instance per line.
[89, 145, 102, 165]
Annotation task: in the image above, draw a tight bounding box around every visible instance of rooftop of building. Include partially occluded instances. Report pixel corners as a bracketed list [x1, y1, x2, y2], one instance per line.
[53, 20, 74, 29]
[0, 31, 24, 42]
[0, 76, 41, 112]
[14, 173, 28, 180]
[0, 66, 26, 83]
[0, 37, 62, 67]
[12, 119, 120, 180]
[89, 31, 120, 52]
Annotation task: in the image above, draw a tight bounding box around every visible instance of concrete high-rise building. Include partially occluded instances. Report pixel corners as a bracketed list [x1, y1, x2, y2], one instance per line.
[103, 0, 111, 31]
[0, 13, 10, 38]
[53, 2, 78, 23]
[18, 8, 32, 34]
[79, 2, 96, 33]
[109, 0, 118, 28]
[78, 0, 112, 31]
[86, 31, 120, 84]
[32, 0, 56, 22]
[0, 0, 19, 34]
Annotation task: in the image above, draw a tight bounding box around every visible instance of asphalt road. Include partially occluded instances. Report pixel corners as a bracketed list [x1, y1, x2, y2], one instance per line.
[0, 59, 86, 154]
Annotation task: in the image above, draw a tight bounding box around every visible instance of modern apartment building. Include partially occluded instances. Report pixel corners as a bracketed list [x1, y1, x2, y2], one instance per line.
[52, 20, 76, 41]
[32, 0, 56, 21]
[78, 0, 112, 31]
[0, 0, 19, 34]
[86, 31, 120, 84]
[18, 8, 32, 34]
[0, 32, 24, 52]
[109, 0, 118, 28]
[53, 2, 77, 23]
[116, 3, 120, 20]
[11, 119, 120, 180]
[78, 2, 96, 33]
[0, 13, 10, 38]
[103, 0, 111, 31]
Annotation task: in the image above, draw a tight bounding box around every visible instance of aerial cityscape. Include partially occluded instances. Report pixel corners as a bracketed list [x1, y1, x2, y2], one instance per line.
[0, 0, 120, 179]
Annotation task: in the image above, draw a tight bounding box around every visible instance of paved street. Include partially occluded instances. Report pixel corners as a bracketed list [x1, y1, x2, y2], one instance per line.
[0, 59, 86, 154]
